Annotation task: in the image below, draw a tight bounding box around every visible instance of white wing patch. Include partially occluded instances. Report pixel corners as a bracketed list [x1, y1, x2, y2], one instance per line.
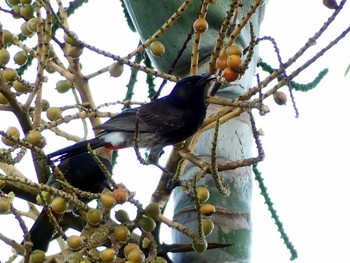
[102, 132, 126, 146]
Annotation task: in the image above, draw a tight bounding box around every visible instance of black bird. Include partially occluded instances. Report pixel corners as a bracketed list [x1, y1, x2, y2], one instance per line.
[29, 153, 112, 251]
[47, 74, 216, 170]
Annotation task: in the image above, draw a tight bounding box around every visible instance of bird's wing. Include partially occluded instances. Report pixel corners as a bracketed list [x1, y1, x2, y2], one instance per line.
[94, 98, 185, 134]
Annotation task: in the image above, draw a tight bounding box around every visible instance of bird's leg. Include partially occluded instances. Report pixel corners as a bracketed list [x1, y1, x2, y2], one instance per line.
[153, 163, 180, 189]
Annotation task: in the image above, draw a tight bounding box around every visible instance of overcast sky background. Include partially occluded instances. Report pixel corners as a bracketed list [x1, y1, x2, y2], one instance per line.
[1, 0, 350, 262]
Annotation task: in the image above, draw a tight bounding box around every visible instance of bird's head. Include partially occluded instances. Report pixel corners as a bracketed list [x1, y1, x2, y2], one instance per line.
[169, 73, 216, 105]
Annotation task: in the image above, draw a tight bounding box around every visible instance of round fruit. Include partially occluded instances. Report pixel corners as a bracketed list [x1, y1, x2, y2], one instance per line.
[192, 239, 208, 253]
[150, 41, 165, 57]
[227, 54, 242, 71]
[124, 243, 139, 257]
[2, 126, 20, 146]
[142, 237, 150, 248]
[12, 5, 21, 18]
[20, 0, 32, 4]
[86, 208, 102, 226]
[56, 79, 72, 93]
[323, 0, 338, 9]
[41, 99, 50, 111]
[108, 62, 124, 77]
[0, 48, 10, 66]
[46, 107, 62, 121]
[222, 67, 239, 82]
[196, 186, 210, 203]
[100, 194, 116, 209]
[144, 202, 160, 218]
[200, 203, 216, 216]
[51, 197, 68, 214]
[115, 209, 131, 223]
[273, 91, 288, 105]
[7, 0, 20, 5]
[13, 50, 28, 66]
[67, 45, 83, 58]
[67, 235, 83, 250]
[20, 4, 34, 19]
[3, 30, 13, 45]
[2, 68, 18, 82]
[100, 248, 115, 263]
[0, 198, 11, 214]
[127, 248, 145, 263]
[203, 218, 214, 236]
[0, 93, 9, 105]
[193, 17, 209, 33]
[27, 130, 43, 146]
[13, 80, 26, 93]
[21, 22, 33, 37]
[29, 250, 46, 263]
[216, 55, 228, 70]
[113, 225, 130, 241]
[225, 44, 242, 57]
[27, 17, 37, 33]
[64, 32, 78, 45]
[139, 216, 156, 232]
[112, 188, 128, 204]
[36, 191, 53, 205]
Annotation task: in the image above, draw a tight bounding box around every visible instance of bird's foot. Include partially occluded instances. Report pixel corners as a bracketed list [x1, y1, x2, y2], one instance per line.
[154, 163, 180, 189]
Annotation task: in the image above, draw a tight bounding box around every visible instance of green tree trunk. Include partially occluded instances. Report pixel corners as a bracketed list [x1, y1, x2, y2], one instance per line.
[123, 1, 266, 261]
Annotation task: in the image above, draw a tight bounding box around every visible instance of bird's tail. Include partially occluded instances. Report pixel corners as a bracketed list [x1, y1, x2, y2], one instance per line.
[29, 209, 59, 251]
[47, 137, 107, 161]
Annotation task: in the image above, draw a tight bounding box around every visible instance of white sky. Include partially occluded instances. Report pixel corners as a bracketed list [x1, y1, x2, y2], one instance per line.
[1, 0, 350, 262]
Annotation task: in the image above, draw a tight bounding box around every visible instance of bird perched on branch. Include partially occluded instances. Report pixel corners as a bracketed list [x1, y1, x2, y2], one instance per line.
[47, 74, 216, 173]
[29, 153, 112, 251]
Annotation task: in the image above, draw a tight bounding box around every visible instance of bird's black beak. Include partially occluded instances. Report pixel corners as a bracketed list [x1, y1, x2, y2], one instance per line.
[200, 73, 217, 82]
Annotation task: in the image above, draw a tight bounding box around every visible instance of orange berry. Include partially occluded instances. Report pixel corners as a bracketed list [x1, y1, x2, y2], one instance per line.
[222, 67, 239, 82]
[227, 55, 242, 71]
[216, 55, 228, 70]
[200, 203, 216, 216]
[193, 18, 208, 33]
[113, 188, 128, 204]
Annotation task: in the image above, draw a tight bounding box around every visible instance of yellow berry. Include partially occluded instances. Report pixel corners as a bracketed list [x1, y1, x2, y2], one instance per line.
[127, 248, 145, 263]
[225, 44, 242, 57]
[150, 41, 165, 57]
[144, 202, 160, 218]
[108, 62, 124, 77]
[46, 107, 62, 121]
[196, 186, 210, 203]
[100, 248, 115, 263]
[29, 250, 46, 263]
[2, 126, 20, 146]
[26, 130, 43, 146]
[192, 239, 208, 253]
[100, 194, 116, 209]
[193, 17, 208, 33]
[124, 243, 140, 257]
[227, 54, 242, 71]
[0, 198, 11, 214]
[51, 197, 68, 214]
[67, 235, 84, 250]
[86, 208, 102, 226]
[200, 203, 216, 216]
[114, 225, 130, 241]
